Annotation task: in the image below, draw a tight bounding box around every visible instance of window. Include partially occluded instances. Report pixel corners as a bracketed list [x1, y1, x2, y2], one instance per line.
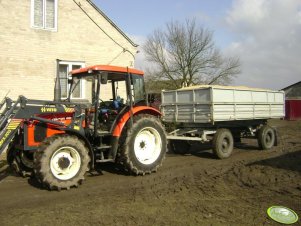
[132, 75, 146, 103]
[59, 62, 85, 99]
[31, 0, 58, 30]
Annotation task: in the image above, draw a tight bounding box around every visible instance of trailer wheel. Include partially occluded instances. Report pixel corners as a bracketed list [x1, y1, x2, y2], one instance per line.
[169, 140, 191, 154]
[34, 135, 90, 190]
[212, 129, 234, 159]
[232, 132, 242, 144]
[257, 125, 275, 150]
[119, 115, 167, 175]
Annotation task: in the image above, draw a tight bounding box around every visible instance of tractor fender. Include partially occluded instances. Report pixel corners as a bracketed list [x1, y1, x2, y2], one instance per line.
[112, 106, 162, 137]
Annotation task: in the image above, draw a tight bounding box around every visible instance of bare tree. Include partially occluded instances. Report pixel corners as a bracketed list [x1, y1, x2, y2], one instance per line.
[143, 19, 240, 90]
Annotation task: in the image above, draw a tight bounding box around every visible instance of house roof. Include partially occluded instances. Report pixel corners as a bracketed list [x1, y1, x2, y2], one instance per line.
[281, 81, 301, 91]
[87, 0, 138, 47]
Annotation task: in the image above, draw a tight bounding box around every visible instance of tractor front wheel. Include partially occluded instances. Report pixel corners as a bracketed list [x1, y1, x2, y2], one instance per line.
[119, 115, 167, 175]
[7, 147, 33, 177]
[34, 135, 90, 190]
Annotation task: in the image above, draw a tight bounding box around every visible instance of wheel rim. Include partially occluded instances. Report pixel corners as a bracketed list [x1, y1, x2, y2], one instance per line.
[50, 146, 81, 180]
[265, 130, 273, 145]
[221, 136, 230, 153]
[134, 127, 162, 165]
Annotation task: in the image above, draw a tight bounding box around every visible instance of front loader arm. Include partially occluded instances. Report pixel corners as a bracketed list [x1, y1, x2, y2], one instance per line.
[0, 97, 23, 155]
[0, 119, 22, 155]
[0, 95, 85, 155]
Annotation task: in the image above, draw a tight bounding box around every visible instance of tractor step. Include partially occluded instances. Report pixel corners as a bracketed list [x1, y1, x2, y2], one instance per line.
[96, 159, 114, 163]
[96, 145, 112, 150]
[96, 130, 111, 135]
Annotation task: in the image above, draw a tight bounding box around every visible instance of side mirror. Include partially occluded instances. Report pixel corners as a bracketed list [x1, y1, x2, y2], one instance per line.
[100, 72, 108, 84]
[148, 94, 155, 103]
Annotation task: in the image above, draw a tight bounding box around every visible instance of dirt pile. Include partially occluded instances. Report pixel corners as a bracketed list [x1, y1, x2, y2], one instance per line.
[228, 151, 301, 189]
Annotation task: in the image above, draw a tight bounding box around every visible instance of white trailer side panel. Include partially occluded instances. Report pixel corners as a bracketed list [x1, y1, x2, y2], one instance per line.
[161, 86, 285, 123]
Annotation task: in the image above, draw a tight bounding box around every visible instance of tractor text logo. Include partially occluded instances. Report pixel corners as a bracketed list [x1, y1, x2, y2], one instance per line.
[41, 107, 57, 113]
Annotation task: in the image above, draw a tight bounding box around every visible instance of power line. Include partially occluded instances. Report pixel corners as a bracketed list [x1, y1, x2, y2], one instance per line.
[72, 0, 136, 58]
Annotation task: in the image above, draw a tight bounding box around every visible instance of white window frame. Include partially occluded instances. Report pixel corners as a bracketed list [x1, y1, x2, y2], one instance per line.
[59, 61, 85, 100]
[30, 0, 58, 31]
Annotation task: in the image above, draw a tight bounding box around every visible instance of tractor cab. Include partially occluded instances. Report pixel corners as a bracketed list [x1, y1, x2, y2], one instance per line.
[69, 65, 147, 133]
[67, 65, 164, 169]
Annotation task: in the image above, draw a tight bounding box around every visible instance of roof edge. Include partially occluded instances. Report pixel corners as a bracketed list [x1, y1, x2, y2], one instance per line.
[87, 0, 138, 48]
[281, 81, 301, 91]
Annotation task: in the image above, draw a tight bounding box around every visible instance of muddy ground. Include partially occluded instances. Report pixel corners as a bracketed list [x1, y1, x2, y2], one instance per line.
[0, 119, 300, 226]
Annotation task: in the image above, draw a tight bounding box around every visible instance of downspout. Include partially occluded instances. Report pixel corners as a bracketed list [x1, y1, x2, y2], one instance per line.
[54, 59, 61, 101]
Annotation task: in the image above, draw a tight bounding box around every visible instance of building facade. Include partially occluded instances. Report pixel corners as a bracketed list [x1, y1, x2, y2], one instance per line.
[0, 0, 138, 101]
[282, 81, 301, 120]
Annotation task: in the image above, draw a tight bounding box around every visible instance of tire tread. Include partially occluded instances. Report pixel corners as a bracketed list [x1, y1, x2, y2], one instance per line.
[118, 114, 167, 175]
[33, 135, 90, 190]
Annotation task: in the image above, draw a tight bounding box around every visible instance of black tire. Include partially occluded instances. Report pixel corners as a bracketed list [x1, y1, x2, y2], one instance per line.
[169, 140, 191, 154]
[119, 115, 167, 175]
[34, 135, 90, 190]
[232, 132, 242, 143]
[212, 129, 234, 159]
[234, 137, 241, 143]
[6, 146, 33, 177]
[257, 125, 275, 150]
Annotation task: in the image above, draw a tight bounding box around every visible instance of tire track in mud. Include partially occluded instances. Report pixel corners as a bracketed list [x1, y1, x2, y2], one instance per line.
[127, 139, 301, 225]
[0, 120, 300, 225]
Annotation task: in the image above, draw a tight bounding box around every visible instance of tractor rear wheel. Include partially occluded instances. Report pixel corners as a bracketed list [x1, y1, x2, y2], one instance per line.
[34, 135, 90, 190]
[119, 115, 167, 175]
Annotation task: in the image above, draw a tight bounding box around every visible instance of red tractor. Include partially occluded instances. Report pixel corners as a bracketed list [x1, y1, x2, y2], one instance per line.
[0, 65, 167, 190]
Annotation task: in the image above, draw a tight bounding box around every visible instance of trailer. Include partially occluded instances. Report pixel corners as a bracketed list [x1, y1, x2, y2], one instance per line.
[161, 85, 285, 158]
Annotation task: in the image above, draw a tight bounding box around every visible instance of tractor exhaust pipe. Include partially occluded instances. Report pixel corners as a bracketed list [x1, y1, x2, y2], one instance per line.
[54, 59, 61, 102]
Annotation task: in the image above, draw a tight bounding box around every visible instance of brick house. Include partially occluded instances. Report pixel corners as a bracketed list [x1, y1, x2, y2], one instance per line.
[0, 0, 138, 101]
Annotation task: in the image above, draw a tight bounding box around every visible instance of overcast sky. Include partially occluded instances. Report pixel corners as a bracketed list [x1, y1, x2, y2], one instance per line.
[95, 0, 301, 90]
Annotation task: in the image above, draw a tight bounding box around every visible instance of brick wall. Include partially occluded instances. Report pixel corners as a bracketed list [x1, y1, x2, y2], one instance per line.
[0, 0, 137, 100]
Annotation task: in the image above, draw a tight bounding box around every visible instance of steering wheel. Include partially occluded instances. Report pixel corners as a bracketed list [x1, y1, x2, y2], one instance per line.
[92, 98, 103, 105]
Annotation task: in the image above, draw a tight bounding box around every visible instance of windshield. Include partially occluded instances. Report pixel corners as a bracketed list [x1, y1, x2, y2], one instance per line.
[70, 78, 80, 96]
[68, 73, 145, 106]
[68, 75, 93, 102]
